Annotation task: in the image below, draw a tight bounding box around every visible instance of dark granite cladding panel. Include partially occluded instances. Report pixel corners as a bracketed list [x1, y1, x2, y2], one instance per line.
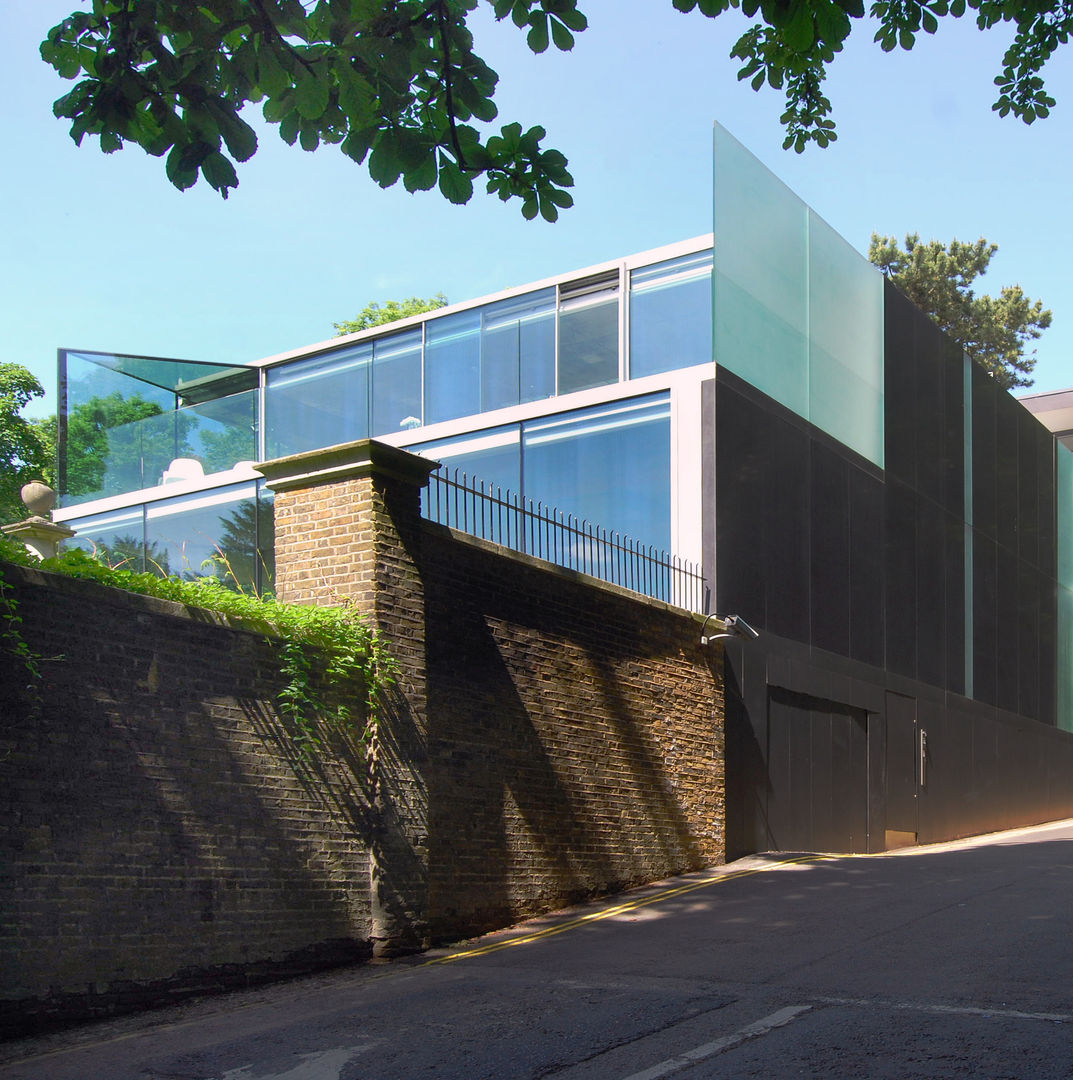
[1017, 561, 1041, 722]
[915, 498, 947, 689]
[1039, 580, 1057, 726]
[883, 284, 919, 489]
[995, 392, 1021, 556]
[995, 545, 1020, 714]
[944, 512, 966, 697]
[885, 480, 918, 679]
[1018, 408, 1040, 569]
[849, 467, 885, 668]
[1038, 424, 1056, 577]
[914, 316, 945, 508]
[971, 364, 997, 542]
[714, 372, 812, 645]
[941, 340, 965, 519]
[973, 531, 998, 707]
[764, 411, 811, 642]
[810, 442, 850, 656]
[714, 379, 768, 631]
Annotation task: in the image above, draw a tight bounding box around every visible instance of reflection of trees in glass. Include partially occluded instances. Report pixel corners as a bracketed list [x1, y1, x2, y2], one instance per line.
[198, 422, 257, 474]
[60, 393, 172, 495]
[208, 499, 275, 594]
[88, 533, 171, 577]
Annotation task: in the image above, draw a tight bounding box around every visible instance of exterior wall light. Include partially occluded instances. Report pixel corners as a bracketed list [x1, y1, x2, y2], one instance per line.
[700, 612, 760, 646]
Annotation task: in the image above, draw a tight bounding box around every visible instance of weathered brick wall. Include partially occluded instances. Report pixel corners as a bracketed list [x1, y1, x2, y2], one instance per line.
[0, 565, 374, 1037]
[2, 441, 726, 1034]
[421, 529, 725, 941]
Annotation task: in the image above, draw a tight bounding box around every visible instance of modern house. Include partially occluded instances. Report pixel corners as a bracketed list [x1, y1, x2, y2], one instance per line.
[53, 125, 1073, 858]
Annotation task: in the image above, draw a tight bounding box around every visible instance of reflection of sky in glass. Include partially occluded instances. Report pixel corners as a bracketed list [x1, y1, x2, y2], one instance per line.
[265, 345, 371, 458]
[630, 251, 712, 379]
[146, 484, 256, 582]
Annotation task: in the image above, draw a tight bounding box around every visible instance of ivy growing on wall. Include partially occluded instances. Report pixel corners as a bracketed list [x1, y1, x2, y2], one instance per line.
[0, 536, 395, 758]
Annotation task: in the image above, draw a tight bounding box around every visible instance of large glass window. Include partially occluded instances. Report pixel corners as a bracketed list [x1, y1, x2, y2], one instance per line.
[67, 506, 146, 571]
[372, 329, 423, 436]
[522, 394, 671, 553]
[145, 483, 260, 587]
[59, 350, 257, 505]
[558, 274, 619, 395]
[630, 251, 713, 378]
[481, 289, 556, 411]
[265, 344, 370, 458]
[412, 426, 521, 495]
[424, 311, 481, 425]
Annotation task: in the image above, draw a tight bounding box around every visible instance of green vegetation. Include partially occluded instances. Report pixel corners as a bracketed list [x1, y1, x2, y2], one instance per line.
[0, 364, 52, 525]
[869, 233, 1051, 389]
[0, 534, 395, 759]
[334, 294, 448, 337]
[39, 0, 1070, 215]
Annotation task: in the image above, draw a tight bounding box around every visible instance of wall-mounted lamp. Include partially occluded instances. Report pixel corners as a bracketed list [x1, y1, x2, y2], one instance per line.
[699, 612, 760, 646]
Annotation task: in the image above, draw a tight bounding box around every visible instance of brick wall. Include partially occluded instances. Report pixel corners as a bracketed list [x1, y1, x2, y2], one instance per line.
[0, 565, 374, 1037]
[422, 530, 725, 940]
[2, 441, 725, 1034]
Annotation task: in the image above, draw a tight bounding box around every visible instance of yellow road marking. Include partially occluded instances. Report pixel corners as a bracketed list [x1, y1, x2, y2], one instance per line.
[424, 854, 833, 965]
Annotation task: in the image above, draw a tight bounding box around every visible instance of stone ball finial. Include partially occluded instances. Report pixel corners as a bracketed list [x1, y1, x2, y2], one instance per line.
[21, 480, 56, 519]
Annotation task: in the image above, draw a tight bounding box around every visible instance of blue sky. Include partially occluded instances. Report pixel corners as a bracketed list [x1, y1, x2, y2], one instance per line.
[4, 0, 1072, 419]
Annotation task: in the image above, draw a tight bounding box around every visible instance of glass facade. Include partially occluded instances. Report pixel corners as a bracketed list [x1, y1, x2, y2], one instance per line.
[630, 251, 713, 379]
[414, 393, 672, 554]
[712, 124, 884, 466]
[265, 344, 371, 459]
[66, 482, 274, 594]
[59, 350, 257, 506]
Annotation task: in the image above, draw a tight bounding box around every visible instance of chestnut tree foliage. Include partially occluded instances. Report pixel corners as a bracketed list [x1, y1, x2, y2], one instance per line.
[869, 233, 1052, 389]
[40, 0, 1071, 214]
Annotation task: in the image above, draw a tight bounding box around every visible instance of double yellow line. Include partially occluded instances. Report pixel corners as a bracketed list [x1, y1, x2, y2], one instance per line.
[425, 854, 831, 965]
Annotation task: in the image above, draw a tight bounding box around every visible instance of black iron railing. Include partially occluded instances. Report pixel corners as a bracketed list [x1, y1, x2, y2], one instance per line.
[423, 467, 710, 613]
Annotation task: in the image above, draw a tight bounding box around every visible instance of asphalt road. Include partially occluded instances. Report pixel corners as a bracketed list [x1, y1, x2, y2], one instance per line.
[5, 819, 1073, 1080]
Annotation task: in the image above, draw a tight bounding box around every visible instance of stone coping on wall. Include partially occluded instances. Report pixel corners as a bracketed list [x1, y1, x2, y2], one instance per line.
[256, 439, 440, 493]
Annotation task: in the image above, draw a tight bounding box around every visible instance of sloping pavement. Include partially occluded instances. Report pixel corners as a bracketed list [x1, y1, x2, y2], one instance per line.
[4, 819, 1073, 1079]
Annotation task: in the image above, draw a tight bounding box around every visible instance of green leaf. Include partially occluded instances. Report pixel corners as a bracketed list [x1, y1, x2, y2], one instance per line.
[527, 16, 550, 53]
[295, 72, 330, 120]
[783, 5, 816, 50]
[165, 144, 199, 191]
[550, 18, 575, 50]
[201, 150, 239, 194]
[368, 137, 403, 187]
[403, 152, 438, 192]
[438, 158, 474, 204]
[256, 43, 291, 99]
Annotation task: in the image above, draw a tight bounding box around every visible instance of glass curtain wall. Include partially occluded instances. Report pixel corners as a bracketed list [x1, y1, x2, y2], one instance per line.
[558, 274, 619, 394]
[372, 329, 423, 436]
[630, 250, 713, 378]
[59, 350, 258, 506]
[265, 344, 371, 458]
[67, 482, 274, 594]
[413, 393, 672, 554]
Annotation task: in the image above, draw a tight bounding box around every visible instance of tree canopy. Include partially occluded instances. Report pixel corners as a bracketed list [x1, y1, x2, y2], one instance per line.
[334, 293, 448, 336]
[41, 0, 1069, 214]
[868, 233, 1051, 390]
[0, 364, 52, 525]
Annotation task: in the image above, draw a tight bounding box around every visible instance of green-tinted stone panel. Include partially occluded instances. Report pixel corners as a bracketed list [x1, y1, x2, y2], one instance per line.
[712, 124, 884, 466]
[713, 124, 808, 417]
[807, 212, 884, 465]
